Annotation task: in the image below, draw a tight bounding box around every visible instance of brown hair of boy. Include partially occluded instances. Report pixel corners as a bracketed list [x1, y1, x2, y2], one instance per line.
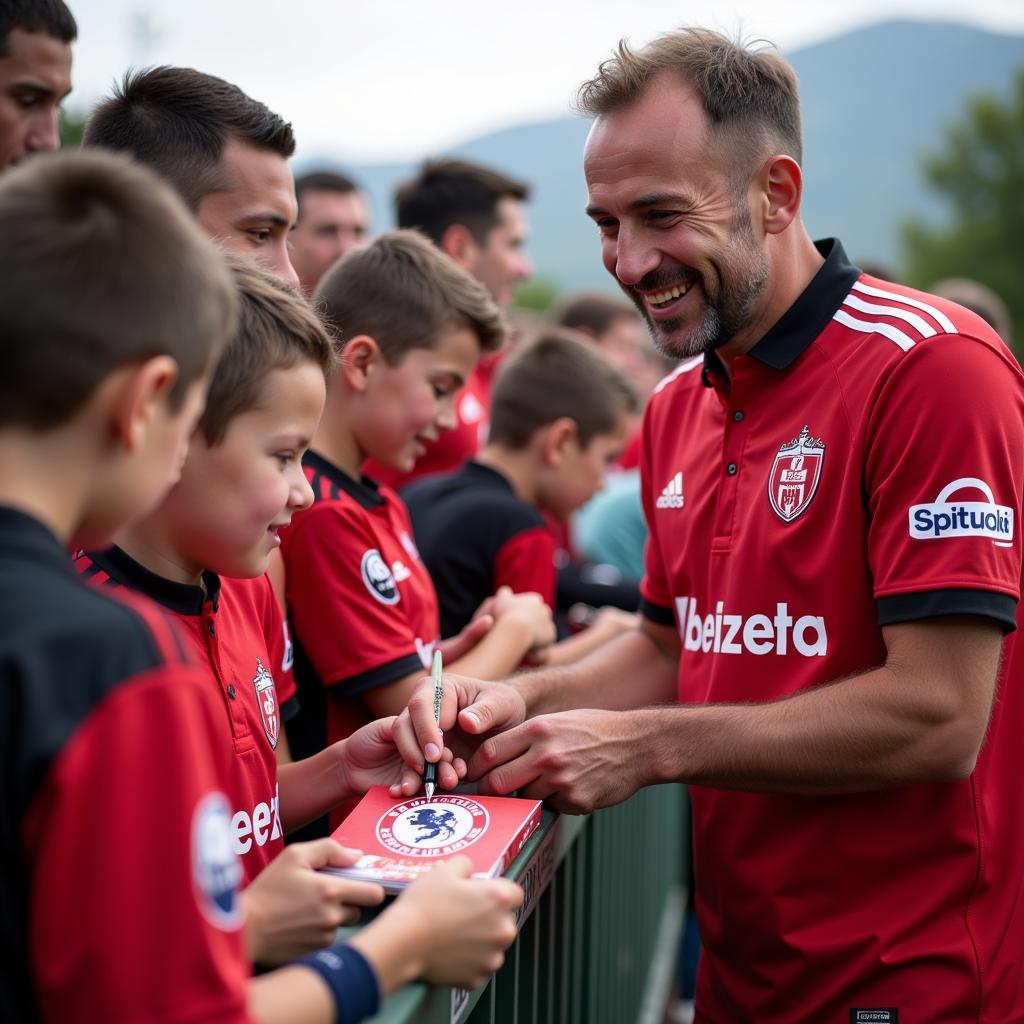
[313, 228, 505, 364]
[577, 28, 802, 176]
[488, 329, 638, 450]
[197, 254, 337, 444]
[554, 292, 639, 337]
[0, 150, 236, 429]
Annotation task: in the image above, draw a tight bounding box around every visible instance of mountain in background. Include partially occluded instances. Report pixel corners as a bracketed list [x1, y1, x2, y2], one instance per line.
[298, 20, 1024, 292]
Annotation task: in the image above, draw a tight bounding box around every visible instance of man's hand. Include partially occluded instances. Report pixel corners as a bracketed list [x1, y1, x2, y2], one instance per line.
[338, 716, 465, 800]
[392, 673, 528, 777]
[241, 839, 385, 965]
[469, 708, 649, 814]
[489, 586, 556, 652]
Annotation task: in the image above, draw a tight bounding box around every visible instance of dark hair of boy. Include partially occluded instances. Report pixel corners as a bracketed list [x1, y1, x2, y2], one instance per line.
[0, 0, 77, 50]
[314, 228, 506, 363]
[82, 65, 295, 211]
[488, 330, 638, 450]
[554, 292, 638, 337]
[295, 169, 361, 204]
[0, 149, 236, 429]
[198, 254, 336, 444]
[394, 159, 529, 248]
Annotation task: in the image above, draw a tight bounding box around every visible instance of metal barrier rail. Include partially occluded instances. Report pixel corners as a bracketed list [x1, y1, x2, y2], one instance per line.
[361, 784, 687, 1024]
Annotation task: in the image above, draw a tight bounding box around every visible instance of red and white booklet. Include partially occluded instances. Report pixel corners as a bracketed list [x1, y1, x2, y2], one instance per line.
[322, 786, 542, 892]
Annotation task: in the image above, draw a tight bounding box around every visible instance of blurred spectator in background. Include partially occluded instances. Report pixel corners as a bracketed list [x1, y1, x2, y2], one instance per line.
[931, 277, 1013, 347]
[0, 0, 75, 170]
[83, 66, 300, 286]
[365, 159, 533, 488]
[291, 169, 371, 295]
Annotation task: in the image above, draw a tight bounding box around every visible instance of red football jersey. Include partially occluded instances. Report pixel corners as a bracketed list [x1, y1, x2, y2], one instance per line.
[3, 508, 249, 1022]
[76, 548, 291, 882]
[281, 451, 440, 828]
[640, 241, 1024, 1020]
[365, 351, 503, 489]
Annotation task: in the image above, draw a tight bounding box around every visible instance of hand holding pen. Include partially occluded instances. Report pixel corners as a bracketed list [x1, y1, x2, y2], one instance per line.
[422, 649, 443, 799]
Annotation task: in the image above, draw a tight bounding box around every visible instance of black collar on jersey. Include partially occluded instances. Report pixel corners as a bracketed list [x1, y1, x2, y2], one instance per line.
[304, 449, 385, 510]
[86, 544, 221, 616]
[462, 460, 517, 493]
[0, 505, 74, 574]
[702, 238, 861, 384]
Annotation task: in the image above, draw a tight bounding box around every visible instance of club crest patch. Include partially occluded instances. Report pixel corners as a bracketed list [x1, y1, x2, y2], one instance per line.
[361, 548, 400, 605]
[252, 658, 280, 749]
[377, 795, 489, 857]
[768, 425, 825, 523]
[191, 792, 243, 930]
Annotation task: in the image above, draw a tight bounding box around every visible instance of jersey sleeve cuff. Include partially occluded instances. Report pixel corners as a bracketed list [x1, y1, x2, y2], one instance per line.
[639, 597, 676, 627]
[279, 694, 301, 724]
[328, 653, 428, 697]
[876, 588, 1017, 634]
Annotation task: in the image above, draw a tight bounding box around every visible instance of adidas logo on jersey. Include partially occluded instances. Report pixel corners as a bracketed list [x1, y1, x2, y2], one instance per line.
[657, 471, 685, 509]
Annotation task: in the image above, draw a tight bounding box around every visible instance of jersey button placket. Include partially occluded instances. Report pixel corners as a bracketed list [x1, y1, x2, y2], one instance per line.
[712, 363, 753, 549]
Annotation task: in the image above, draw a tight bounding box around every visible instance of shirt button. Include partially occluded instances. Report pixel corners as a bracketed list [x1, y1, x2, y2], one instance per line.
[207, 621, 215, 637]
[727, 462, 738, 476]
[733, 410, 745, 422]
[227, 685, 237, 700]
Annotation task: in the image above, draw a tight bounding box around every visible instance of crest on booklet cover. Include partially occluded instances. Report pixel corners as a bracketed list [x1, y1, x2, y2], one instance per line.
[252, 658, 279, 749]
[768, 425, 825, 523]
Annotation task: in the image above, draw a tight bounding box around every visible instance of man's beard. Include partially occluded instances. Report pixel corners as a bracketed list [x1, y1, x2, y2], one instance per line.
[627, 203, 769, 361]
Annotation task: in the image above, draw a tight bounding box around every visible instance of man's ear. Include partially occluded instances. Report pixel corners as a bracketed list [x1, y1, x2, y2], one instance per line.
[338, 335, 385, 393]
[539, 417, 578, 466]
[756, 154, 802, 236]
[439, 223, 479, 270]
[108, 355, 180, 452]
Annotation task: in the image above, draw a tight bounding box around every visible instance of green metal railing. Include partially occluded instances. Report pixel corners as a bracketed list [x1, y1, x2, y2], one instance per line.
[356, 784, 687, 1024]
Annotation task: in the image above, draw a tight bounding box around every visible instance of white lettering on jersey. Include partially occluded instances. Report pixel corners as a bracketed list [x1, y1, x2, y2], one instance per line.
[674, 597, 827, 657]
[414, 636, 436, 669]
[231, 786, 283, 855]
[909, 477, 1014, 547]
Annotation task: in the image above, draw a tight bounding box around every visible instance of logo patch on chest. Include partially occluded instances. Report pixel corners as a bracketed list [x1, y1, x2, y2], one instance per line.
[252, 658, 280, 749]
[361, 548, 400, 605]
[768, 425, 825, 523]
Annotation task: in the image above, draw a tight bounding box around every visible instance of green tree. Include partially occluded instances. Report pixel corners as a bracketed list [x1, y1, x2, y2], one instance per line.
[902, 69, 1024, 350]
[59, 107, 87, 149]
[513, 276, 561, 314]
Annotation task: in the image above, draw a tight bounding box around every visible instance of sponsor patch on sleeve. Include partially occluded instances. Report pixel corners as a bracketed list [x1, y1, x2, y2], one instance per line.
[192, 792, 243, 930]
[909, 477, 1014, 547]
[361, 548, 400, 605]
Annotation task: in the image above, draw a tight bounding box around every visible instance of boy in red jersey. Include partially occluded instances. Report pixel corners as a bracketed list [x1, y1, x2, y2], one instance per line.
[76, 253, 521, 968]
[280, 231, 555, 834]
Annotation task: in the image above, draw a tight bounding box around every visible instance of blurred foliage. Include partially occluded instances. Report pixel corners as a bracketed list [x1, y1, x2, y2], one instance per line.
[513, 276, 561, 313]
[59, 107, 87, 149]
[902, 69, 1024, 351]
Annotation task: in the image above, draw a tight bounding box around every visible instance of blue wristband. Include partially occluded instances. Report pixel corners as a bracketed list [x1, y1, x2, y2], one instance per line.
[296, 943, 381, 1024]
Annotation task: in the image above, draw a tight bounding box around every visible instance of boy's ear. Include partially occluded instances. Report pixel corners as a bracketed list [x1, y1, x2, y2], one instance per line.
[339, 335, 385, 393]
[438, 223, 479, 271]
[107, 355, 180, 452]
[539, 417, 578, 467]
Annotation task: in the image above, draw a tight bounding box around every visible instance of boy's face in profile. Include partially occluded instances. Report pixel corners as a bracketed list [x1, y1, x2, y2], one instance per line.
[161, 360, 325, 579]
[358, 324, 479, 471]
[542, 412, 631, 521]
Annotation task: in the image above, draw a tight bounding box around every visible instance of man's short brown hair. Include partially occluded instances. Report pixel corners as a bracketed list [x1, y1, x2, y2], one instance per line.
[577, 28, 802, 171]
[395, 159, 529, 248]
[198, 254, 337, 444]
[0, 150, 236, 430]
[83, 66, 295, 211]
[488, 330, 637, 450]
[314, 229, 505, 364]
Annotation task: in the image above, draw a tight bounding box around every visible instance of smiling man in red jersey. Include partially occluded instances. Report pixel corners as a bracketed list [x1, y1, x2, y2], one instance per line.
[397, 28, 1024, 1023]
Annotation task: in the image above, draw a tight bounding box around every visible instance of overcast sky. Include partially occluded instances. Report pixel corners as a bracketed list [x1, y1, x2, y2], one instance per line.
[67, 0, 1024, 163]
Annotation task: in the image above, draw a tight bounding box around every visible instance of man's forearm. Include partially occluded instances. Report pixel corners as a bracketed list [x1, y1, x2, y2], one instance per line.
[515, 626, 678, 717]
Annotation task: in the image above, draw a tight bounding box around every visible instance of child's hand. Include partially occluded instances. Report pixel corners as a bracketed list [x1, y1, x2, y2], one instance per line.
[350, 857, 523, 993]
[340, 716, 465, 799]
[241, 839, 385, 965]
[490, 588, 556, 650]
